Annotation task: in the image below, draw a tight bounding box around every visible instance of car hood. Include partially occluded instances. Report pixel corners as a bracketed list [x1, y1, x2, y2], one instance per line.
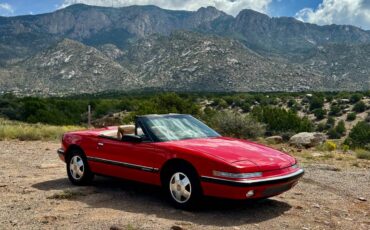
[164, 137, 295, 171]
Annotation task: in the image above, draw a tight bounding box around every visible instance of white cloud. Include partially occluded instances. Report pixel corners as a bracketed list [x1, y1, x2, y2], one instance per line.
[0, 2, 14, 15]
[295, 0, 370, 30]
[60, 0, 272, 16]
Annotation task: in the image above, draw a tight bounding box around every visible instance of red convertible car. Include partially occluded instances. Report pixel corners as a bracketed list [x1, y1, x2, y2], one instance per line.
[57, 114, 304, 209]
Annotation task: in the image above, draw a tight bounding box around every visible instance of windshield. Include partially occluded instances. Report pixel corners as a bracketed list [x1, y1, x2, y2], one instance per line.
[141, 115, 220, 142]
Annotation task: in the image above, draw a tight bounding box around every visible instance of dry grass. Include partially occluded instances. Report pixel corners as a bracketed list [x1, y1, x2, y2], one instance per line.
[0, 118, 84, 141]
[355, 149, 370, 160]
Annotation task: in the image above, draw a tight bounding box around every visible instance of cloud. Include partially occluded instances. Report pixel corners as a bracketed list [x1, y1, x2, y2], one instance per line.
[0, 2, 14, 15]
[295, 0, 370, 30]
[60, 0, 272, 16]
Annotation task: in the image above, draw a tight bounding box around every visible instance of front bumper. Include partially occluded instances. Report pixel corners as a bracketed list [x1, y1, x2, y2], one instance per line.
[57, 148, 65, 162]
[200, 168, 304, 199]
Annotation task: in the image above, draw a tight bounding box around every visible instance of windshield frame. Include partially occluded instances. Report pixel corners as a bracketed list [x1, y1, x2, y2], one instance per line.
[137, 114, 221, 142]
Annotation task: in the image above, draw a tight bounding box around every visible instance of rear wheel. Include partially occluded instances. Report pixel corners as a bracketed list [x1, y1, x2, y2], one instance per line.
[164, 165, 202, 210]
[66, 150, 94, 185]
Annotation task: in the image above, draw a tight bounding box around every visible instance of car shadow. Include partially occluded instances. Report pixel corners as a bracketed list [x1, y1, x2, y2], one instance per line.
[32, 176, 292, 227]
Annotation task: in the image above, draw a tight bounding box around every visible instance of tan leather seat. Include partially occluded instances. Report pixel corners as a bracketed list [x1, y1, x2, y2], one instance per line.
[117, 125, 135, 139]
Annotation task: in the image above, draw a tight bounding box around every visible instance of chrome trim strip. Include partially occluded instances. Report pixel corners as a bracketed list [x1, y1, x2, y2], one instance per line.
[87, 156, 159, 173]
[201, 169, 304, 187]
[57, 148, 65, 155]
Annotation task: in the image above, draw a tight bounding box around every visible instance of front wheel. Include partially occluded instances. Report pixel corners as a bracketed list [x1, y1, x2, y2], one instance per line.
[164, 166, 202, 210]
[66, 150, 94, 185]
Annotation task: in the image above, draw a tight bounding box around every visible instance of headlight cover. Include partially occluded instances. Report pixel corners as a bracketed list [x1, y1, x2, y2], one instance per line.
[213, 170, 262, 179]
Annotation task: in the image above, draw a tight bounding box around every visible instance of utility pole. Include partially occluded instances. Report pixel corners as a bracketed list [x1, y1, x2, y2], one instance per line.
[88, 105, 91, 129]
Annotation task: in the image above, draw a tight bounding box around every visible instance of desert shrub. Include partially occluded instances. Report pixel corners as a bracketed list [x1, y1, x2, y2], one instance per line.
[313, 108, 326, 120]
[344, 121, 370, 148]
[342, 144, 350, 153]
[327, 128, 341, 139]
[287, 99, 296, 108]
[328, 120, 346, 139]
[353, 101, 366, 113]
[329, 105, 341, 116]
[209, 111, 265, 139]
[251, 106, 313, 134]
[316, 122, 326, 132]
[325, 116, 336, 130]
[355, 149, 370, 160]
[324, 141, 337, 151]
[309, 96, 324, 111]
[336, 120, 346, 135]
[346, 112, 357, 121]
[241, 102, 251, 113]
[350, 94, 363, 103]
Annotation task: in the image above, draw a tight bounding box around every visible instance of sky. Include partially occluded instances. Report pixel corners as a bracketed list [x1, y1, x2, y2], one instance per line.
[1, 0, 370, 30]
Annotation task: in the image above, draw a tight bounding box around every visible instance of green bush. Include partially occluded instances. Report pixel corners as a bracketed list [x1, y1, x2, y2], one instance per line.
[342, 144, 350, 153]
[313, 108, 326, 120]
[209, 111, 265, 139]
[353, 101, 366, 113]
[345, 121, 370, 148]
[329, 105, 342, 116]
[309, 96, 324, 111]
[325, 116, 336, 130]
[350, 94, 363, 103]
[328, 120, 346, 139]
[346, 112, 357, 121]
[316, 122, 326, 132]
[336, 120, 346, 135]
[251, 106, 313, 134]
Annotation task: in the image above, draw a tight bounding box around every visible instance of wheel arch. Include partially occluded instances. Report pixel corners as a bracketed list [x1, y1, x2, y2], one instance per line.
[159, 158, 199, 186]
[65, 144, 85, 162]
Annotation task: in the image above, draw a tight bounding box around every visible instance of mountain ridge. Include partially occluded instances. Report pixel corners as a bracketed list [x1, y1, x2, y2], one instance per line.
[0, 4, 369, 95]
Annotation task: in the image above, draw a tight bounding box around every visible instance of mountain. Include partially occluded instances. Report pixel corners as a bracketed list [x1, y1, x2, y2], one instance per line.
[0, 4, 369, 95]
[122, 31, 323, 92]
[0, 39, 138, 95]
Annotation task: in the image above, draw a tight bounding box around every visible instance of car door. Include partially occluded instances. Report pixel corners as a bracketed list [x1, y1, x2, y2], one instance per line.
[90, 124, 164, 185]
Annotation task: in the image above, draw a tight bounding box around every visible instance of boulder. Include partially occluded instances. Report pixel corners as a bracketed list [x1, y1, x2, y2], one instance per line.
[289, 132, 326, 148]
[265, 135, 283, 144]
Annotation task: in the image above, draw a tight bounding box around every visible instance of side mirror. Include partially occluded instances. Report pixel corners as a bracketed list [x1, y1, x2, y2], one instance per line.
[122, 134, 142, 143]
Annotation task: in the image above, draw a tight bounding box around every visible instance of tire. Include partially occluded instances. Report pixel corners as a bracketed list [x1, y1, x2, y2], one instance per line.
[163, 164, 202, 210]
[66, 149, 94, 185]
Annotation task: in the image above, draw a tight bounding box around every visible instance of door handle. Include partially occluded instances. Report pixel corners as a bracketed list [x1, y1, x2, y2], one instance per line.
[97, 142, 104, 147]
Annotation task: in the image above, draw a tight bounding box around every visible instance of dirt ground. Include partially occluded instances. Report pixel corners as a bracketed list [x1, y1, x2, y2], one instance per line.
[0, 140, 369, 230]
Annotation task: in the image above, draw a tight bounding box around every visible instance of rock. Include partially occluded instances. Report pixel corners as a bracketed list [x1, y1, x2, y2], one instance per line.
[312, 152, 323, 157]
[265, 135, 283, 144]
[289, 132, 326, 148]
[171, 226, 184, 230]
[358, 197, 367, 202]
[317, 164, 340, 171]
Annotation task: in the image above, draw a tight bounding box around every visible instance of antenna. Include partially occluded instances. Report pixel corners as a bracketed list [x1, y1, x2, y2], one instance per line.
[88, 105, 92, 128]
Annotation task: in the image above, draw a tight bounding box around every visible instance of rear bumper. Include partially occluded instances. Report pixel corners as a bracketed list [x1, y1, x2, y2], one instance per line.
[200, 169, 304, 199]
[57, 148, 65, 162]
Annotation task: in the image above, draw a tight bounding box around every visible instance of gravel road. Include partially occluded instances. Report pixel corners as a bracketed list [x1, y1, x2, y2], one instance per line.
[0, 140, 369, 230]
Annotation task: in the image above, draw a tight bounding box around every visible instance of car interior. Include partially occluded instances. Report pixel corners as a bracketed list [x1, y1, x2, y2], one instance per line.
[100, 125, 139, 140]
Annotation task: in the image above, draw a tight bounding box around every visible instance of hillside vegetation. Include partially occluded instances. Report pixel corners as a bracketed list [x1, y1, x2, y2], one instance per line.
[0, 92, 369, 151]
